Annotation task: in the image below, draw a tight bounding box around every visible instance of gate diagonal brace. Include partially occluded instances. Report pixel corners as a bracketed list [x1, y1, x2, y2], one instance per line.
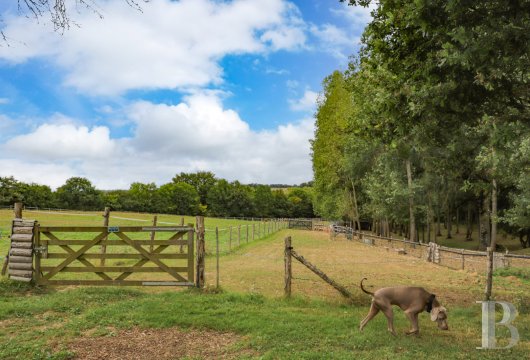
[115, 232, 187, 282]
[114, 244, 169, 281]
[42, 231, 112, 281]
[42, 232, 108, 281]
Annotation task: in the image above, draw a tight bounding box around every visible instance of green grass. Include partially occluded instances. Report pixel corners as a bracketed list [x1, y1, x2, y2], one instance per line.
[0, 282, 528, 359]
[0, 209, 286, 258]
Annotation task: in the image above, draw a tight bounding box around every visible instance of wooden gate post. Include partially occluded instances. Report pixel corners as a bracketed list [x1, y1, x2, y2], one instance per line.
[196, 216, 205, 288]
[284, 236, 292, 297]
[150, 215, 158, 252]
[100, 207, 110, 266]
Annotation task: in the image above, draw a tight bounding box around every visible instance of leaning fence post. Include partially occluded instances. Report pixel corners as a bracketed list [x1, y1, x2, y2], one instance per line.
[196, 216, 205, 288]
[284, 236, 292, 297]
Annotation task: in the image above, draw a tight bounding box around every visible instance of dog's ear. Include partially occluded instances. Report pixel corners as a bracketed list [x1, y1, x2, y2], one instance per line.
[431, 306, 447, 321]
[430, 307, 440, 321]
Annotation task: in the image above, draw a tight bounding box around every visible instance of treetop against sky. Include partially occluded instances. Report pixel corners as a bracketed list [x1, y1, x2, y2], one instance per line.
[0, 0, 373, 189]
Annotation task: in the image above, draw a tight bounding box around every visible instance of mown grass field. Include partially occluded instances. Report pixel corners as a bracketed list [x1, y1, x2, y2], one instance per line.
[0, 210, 529, 358]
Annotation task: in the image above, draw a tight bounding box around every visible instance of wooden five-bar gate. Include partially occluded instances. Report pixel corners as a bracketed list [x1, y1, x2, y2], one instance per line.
[33, 224, 195, 286]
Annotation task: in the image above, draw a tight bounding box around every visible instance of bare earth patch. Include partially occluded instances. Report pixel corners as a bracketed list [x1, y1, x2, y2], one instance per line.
[66, 327, 254, 360]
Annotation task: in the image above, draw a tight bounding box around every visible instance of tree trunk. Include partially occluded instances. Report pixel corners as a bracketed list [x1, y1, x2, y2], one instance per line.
[485, 179, 497, 301]
[446, 203, 452, 239]
[478, 191, 491, 251]
[351, 180, 361, 231]
[436, 205, 442, 237]
[466, 203, 473, 241]
[455, 207, 460, 234]
[406, 159, 416, 242]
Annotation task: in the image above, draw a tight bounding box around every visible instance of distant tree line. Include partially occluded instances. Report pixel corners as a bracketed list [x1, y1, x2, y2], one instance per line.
[0, 172, 314, 218]
[312, 1, 530, 248]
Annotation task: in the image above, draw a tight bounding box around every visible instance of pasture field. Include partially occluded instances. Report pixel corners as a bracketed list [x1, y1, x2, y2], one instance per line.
[0, 228, 529, 359]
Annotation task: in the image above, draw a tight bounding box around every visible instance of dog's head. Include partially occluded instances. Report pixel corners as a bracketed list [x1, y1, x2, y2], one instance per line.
[430, 306, 449, 330]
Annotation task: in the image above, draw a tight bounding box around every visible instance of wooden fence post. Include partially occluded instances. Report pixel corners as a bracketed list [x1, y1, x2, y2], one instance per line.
[14, 202, 23, 219]
[196, 216, 205, 288]
[246, 224, 249, 243]
[461, 249, 465, 270]
[238, 225, 241, 246]
[252, 223, 255, 241]
[100, 207, 110, 266]
[150, 215, 158, 252]
[216, 226, 219, 288]
[284, 236, 292, 297]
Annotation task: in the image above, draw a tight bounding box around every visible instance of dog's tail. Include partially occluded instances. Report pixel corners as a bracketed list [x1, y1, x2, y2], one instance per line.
[360, 278, 374, 296]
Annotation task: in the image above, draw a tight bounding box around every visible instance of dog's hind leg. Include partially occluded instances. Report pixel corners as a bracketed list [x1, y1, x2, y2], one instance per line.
[359, 302, 380, 331]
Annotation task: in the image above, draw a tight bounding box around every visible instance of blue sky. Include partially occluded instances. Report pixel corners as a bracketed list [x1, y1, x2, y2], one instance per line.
[0, 0, 373, 189]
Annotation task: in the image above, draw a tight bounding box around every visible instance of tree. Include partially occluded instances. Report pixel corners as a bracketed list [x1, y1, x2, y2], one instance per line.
[172, 171, 216, 207]
[206, 180, 254, 217]
[56, 177, 102, 210]
[0, 176, 23, 205]
[127, 182, 159, 213]
[252, 185, 274, 217]
[158, 182, 200, 215]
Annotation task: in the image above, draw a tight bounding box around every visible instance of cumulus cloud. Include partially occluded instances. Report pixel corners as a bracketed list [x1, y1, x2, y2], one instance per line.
[310, 23, 358, 60]
[0, 0, 306, 95]
[4, 122, 116, 159]
[289, 90, 318, 112]
[0, 93, 314, 189]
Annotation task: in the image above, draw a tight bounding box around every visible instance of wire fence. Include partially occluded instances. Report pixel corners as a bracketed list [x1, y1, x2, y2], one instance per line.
[330, 225, 530, 271]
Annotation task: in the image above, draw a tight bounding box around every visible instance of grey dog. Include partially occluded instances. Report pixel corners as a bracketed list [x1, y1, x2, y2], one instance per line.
[359, 278, 449, 335]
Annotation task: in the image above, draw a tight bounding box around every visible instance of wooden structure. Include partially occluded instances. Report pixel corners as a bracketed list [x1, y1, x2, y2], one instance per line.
[6, 218, 36, 282]
[34, 224, 195, 286]
[288, 219, 312, 230]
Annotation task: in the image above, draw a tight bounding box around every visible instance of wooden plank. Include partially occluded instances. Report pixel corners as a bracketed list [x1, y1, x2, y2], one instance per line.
[38, 280, 194, 286]
[40, 266, 189, 272]
[13, 227, 34, 234]
[9, 256, 33, 263]
[39, 226, 193, 232]
[40, 239, 188, 246]
[42, 232, 107, 280]
[9, 248, 32, 257]
[10, 275, 32, 282]
[11, 242, 33, 249]
[9, 262, 33, 270]
[13, 220, 36, 227]
[115, 232, 187, 282]
[10, 234, 33, 242]
[8, 269, 33, 277]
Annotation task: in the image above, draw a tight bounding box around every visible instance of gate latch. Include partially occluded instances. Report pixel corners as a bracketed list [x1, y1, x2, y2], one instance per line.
[34, 246, 48, 258]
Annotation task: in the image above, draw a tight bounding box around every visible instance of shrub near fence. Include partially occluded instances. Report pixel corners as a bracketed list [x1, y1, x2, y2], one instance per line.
[330, 225, 530, 271]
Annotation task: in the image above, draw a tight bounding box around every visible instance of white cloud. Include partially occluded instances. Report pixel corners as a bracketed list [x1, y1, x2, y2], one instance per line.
[0, 93, 314, 188]
[0, 98, 10, 104]
[330, 2, 376, 26]
[310, 23, 358, 60]
[0, 0, 306, 95]
[289, 90, 318, 112]
[4, 122, 116, 159]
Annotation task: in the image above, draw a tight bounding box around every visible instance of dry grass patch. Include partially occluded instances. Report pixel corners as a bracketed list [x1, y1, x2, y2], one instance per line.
[66, 327, 254, 360]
